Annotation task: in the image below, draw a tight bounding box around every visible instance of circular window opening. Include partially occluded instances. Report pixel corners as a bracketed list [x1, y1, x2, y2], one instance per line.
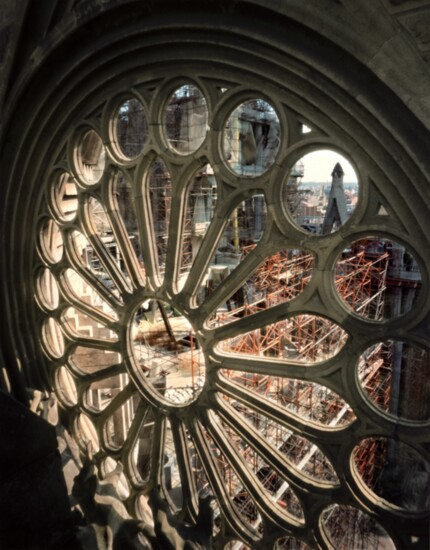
[320, 504, 395, 549]
[130, 300, 205, 405]
[352, 437, 430, 513]
[164, 84, 208, 154]
[335, 237, 421, 320]
[358, 340, 430, 421]
[284, 150, 358, 234]
[115, 97, 148, 159]
[223, 99, 280, 177]
[76, 129, 106, 184]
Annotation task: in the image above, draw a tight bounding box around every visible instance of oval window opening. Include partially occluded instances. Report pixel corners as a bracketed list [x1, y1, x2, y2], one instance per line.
[358, 340, 430, 421]
[115, 97, 147, 159]
[130, 300, 205, 405]
[76, 129, 106, 184]
[353, 437, 430, 513]
[164, 84, 208, 154]
[321, 504, 395, 549]
[284, 149, 358, 234]
[335, 237, 421, 320]
[223, 99, 280, 177]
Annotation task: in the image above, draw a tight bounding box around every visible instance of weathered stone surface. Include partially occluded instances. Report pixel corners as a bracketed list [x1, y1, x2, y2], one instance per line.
[399, 9, 430, 50]
[72, 450, 151, 549]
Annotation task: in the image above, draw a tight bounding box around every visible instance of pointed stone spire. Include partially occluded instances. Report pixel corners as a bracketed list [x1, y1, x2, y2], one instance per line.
[321, 163, 348, 234]
[331, 162, 344, 178]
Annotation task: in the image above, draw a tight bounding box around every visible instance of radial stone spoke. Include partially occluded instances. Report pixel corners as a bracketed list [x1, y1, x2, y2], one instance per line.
[65, 302, 115, 330]
[97, 382, 136, 423]
[86, 233, 132, 296]
[204, 410, 300, 531]
[122, 399, 150, 453]
[180, 215, 227, 303]
[135, 186, 158, 286]
[83, 196, 133, 295]
[79, 363, 125, 383]
[150, 414, 166, 486]
[201, 248, 265, 316]
[169, 417, 199, 520]
[189, 419, 258, 546]
[215, 377, 338, 440]
[212, 303, 292, 343]
[163, 188, 184, 293]
[216, 354, 310, 379]
[215, 397, 304, 486]
[65, 262, 123, 312]
[103, 200, 143, 289]
[69, 337, 119, 352]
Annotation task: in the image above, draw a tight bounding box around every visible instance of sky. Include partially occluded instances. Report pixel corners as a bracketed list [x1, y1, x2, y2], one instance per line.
[300, 150, 358, 183]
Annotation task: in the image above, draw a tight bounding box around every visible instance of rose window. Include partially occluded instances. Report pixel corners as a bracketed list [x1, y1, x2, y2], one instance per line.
[35, 77, 428, 549]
